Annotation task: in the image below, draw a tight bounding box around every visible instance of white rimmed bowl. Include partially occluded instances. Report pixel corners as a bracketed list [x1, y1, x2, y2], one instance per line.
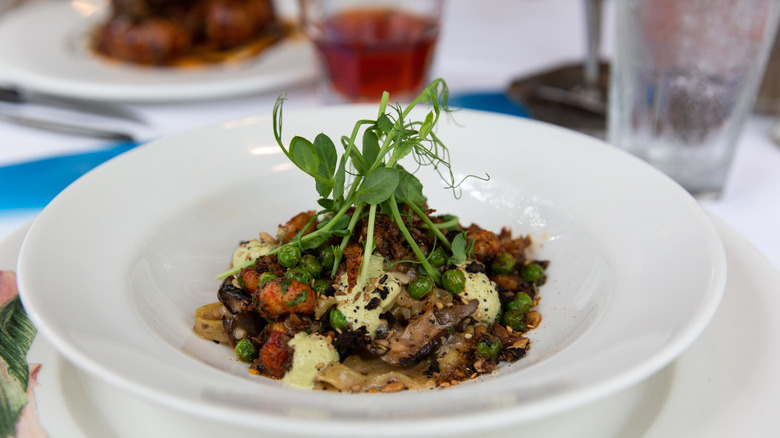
[17, 106, 726, 437]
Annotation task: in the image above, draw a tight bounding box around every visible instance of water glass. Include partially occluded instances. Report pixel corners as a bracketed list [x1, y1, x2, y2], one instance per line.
[608, 0, 780, 198]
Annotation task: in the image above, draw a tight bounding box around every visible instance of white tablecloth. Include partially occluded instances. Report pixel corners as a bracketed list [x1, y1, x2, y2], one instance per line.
[1, 0, 779, 272]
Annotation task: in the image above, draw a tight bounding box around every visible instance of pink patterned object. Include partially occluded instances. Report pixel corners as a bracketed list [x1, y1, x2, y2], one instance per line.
[0, 270, 48, 438]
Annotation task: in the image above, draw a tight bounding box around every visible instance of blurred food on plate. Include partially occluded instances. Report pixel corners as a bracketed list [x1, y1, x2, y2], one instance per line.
[93, 0, 287, 65]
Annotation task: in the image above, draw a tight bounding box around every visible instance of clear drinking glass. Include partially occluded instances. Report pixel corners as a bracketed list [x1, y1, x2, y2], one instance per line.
[299, 0, 443, 103]
[608, 0, 780, 198]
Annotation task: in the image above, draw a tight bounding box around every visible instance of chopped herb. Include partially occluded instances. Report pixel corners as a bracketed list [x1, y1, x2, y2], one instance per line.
[284, 290, 309, 308]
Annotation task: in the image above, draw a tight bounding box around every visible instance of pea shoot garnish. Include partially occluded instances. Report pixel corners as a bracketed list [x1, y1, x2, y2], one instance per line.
[216, 78, 487, 290]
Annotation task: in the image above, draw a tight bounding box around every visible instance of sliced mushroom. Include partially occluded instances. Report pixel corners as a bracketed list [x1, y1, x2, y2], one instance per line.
[380, 299, 478, 367]
[315, 355, 434, 392]
[217, 277, 253, 314]
[223, 310, 266, 346]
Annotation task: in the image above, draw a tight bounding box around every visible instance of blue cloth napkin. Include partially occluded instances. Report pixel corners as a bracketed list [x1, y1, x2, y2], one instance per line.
[449, 91, 529, 118]
[0, 142, 138, 210]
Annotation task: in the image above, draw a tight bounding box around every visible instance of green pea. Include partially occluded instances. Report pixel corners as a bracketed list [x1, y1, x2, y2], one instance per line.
[428, 247, 447, 267]
[442, 269, 466, 294]
[278, 245, 302, 268]
[408, 276, 434, 300]
[313, 279, 331, 295]
[490, 252, 515, 274]
[300, 254, 322, 278]
[329, 308, 348, 331]
[257, 271, 277, 288]
[502, 309, 527, 332]
[234, 338, 258, 363]
[319, 246, 336, 271]
[521, 262, 545, 284]
[476, 339, 502, 359]
[506, 292, 533, 314]
[284, 267, 313, 285]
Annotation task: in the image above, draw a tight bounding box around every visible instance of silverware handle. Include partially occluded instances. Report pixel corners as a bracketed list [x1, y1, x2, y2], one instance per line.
[0, 87, 22, 103]
[0, 113, 135, 142]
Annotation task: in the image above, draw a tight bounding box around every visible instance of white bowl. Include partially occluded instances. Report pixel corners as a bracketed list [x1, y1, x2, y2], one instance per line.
[17, 106, 726, 437]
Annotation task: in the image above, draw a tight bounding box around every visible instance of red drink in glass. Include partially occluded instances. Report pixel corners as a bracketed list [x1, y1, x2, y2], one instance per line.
[311, 8, 439, 101]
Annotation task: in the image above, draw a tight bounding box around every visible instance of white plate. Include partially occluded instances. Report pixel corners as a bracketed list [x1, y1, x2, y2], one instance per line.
[0, 0, 318, 102]
[4, 213, 778, 437]
[16, 107, 726, 437]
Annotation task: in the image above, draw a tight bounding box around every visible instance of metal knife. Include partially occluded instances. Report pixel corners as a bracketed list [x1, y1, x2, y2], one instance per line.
[0, 86, 145, 123]
[0, 112, 136, 142]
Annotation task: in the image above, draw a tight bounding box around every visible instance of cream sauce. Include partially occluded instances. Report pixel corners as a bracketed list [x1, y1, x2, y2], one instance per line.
[282, 332, 339, 390]
[231, 239, 277, 268]
[334, 255, 402, 337]
[458, 265, 501, 325]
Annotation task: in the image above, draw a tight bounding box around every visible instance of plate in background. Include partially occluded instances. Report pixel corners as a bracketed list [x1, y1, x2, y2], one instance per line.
[0, 0, 318, 102]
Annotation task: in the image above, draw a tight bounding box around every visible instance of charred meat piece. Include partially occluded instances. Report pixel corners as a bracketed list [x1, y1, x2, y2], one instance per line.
[277, 210, 316, 243]
[252, 278, 315, 318]
[110, 0, 187, 19]
[239, 268, 262, 294]
[254, 329, 293, 379]
[466, 228, 501, 263]
[490, 273, 527, 293]
[95, 16, 192, 64]
[252, 315, 312, 378]
[339, 241, 363, 292]
[497, 228, 531, 266]
[96, 0, 277, 64]
[203, 0, 276, 48]
[238, 255, 284, 294]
